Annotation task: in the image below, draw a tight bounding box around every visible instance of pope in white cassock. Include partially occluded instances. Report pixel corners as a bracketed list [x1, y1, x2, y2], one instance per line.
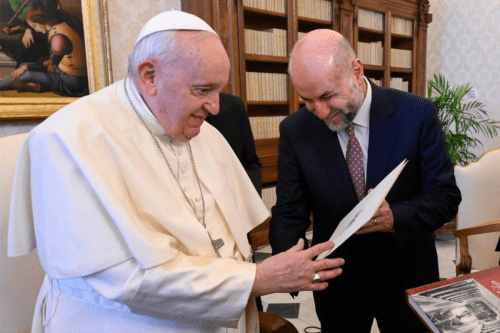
[7, 10, 344, 332]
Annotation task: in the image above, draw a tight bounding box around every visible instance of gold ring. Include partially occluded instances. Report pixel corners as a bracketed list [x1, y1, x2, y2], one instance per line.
[312, 273, 321, 283]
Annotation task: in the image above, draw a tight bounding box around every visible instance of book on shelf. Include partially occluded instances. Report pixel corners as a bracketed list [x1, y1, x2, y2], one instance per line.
[242, 0, 286, 14]
[390, 77, 409, 92]
[297, 0, 332, 21]
[316, 159, 408, 260]
[391, 17, 413, 36]
[406, 266, 500, 333]
[358, 8, 384, 31]
[358, 41, 383, 66]
[245, 28, 287, 57]
[390, 48, 412, 68]
[246, 72, 288, 102]
[249, 116, 286, 139]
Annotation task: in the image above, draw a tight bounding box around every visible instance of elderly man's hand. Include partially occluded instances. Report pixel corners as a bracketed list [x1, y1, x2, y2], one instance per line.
[252, 239, 344, 296]
[356, 189, 394, 234]
[356, 198, 394, 234]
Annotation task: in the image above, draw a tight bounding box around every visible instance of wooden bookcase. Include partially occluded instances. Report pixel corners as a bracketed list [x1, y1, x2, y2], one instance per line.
[240, 1, 336, 186]
[182, 0, 431, 189]
[348, 0, 431, 95]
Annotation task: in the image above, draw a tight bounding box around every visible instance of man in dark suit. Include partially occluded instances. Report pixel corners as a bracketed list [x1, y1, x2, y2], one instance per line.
[269, 29, 461, 332]
[206, 92, 262, 195]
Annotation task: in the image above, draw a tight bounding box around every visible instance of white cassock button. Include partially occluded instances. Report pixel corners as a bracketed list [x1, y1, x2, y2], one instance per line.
[182, 166, 187, 174]
[195, 198, 201, 202]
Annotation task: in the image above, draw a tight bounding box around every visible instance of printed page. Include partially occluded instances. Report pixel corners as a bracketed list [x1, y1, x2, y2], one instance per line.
[316, 159, 408, 260]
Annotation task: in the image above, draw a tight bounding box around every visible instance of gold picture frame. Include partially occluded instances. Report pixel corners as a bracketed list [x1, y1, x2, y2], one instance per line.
[0, 0, 112, 122]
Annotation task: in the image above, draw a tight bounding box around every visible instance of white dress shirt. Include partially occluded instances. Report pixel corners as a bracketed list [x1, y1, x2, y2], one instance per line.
[335, 76, 373, 182]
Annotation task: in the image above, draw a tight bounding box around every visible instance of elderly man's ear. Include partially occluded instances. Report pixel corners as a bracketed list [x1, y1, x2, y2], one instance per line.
[137, 60, 157, 96]
[352, 58, 364, 80]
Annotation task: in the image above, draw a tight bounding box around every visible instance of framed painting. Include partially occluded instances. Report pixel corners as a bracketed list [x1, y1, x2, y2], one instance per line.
[0, 0, 112, 122]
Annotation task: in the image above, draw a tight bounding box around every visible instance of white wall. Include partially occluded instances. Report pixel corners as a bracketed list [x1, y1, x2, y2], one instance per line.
[427, 0, 500, 157]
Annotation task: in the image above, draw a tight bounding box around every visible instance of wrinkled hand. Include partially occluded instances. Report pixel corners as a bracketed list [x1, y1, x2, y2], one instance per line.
[252, 239, 344, 296]
[11, 65, 28, 80]
[356, 189, 394, 234]
[22, 28, 34, 48]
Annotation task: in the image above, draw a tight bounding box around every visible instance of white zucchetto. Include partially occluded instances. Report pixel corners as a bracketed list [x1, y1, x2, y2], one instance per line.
[135, 10, 218, 45]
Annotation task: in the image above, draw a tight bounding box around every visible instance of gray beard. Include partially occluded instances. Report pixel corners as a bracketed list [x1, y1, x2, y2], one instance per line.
[326, 83, 364, 132]
[326, 106, 358, 132]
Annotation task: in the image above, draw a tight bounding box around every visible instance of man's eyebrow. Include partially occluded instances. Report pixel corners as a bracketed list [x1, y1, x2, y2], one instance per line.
[299, 91, 335, 100]
[319, 91, 336, 98]
[191, 83, 218, 89]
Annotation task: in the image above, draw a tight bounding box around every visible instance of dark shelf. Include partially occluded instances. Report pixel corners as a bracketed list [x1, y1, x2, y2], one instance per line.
[243, 5, 287, 18]
[247, 102, 290, 117]
[390, 67, 414, 73]
[244, 6, 287, 30]
[358, 27, 385, 42]
[245, 54, 289, 63]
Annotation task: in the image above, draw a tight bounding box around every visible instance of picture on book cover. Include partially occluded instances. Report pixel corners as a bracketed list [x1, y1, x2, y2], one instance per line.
[412, 279, 500, 332]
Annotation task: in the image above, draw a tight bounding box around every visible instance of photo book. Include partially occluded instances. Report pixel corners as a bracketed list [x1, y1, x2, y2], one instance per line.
[406, 266, 500, 333]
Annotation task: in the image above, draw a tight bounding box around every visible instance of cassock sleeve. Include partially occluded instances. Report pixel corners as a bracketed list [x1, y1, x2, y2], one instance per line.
[84, 256, 256, 327]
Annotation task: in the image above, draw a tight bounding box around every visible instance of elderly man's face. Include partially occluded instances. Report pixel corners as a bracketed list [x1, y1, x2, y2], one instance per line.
[291, 63, 365, 132]
[152, 34, 230, 142]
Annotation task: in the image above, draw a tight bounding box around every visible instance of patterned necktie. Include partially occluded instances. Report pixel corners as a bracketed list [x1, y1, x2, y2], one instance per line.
[345, 123, 365, 200]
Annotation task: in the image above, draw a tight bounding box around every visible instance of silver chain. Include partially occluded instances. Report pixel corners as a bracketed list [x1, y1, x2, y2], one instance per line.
[123, 79, 206, 228]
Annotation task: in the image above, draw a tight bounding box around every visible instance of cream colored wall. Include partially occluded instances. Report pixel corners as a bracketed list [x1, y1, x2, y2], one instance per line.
[107, 0, 181, 82]
[427, 0, 500, 156]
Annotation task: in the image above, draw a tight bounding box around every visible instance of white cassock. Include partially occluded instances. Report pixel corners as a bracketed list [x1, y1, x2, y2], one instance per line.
[8, 78, 270, 332]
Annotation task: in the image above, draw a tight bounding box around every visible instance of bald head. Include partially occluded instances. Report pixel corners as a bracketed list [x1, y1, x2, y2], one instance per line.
[289, 29, 356, 80]
[287, 29, 366, 131]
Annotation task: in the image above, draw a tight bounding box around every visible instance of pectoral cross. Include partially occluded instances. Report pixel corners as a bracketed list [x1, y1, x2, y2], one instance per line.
[208, 233, 225, 258]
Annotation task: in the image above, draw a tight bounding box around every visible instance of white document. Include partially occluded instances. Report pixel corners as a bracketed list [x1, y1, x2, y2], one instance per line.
[316, 159, 408, 260]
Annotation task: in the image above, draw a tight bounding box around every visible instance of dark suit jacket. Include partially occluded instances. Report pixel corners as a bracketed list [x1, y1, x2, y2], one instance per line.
[269, 81, 461, 291]
[206, 92, 262, 195]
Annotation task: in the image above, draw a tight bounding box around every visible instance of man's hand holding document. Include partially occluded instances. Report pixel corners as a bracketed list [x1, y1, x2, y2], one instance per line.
[316, 159, 408, 260]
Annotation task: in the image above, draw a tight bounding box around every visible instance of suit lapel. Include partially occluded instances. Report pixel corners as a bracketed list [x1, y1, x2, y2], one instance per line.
[309, 113, 359, 209]
[366, 82, 399, 189]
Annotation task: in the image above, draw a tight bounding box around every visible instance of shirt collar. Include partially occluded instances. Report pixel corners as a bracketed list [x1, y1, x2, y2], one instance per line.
[124, 77, 172, 140]
[352, 76, 372, 129]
